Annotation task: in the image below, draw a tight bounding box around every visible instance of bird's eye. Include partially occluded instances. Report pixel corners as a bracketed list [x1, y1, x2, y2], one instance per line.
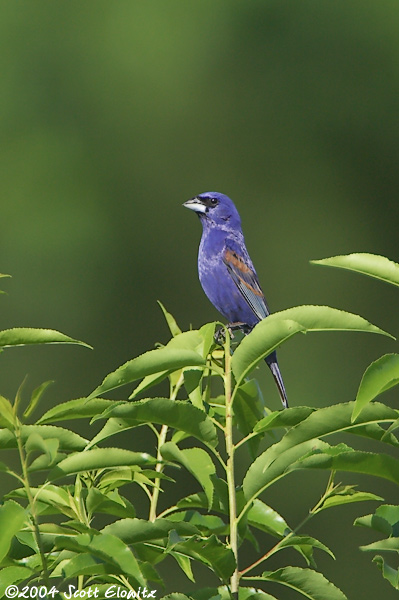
[210, 198, 218, 206]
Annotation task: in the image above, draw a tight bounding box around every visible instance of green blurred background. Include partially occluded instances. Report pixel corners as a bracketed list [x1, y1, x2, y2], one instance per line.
[1, 1, 399, 597]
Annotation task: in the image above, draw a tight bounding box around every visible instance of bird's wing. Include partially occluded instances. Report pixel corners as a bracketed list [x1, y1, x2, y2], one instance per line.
[223, 238, 270, 321]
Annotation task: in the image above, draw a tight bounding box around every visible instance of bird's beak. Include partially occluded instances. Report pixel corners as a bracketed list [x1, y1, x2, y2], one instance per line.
[182, 197, 207, 214]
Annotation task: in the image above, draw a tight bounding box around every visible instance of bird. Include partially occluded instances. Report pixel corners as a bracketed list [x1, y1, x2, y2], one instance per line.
[183, 191, 288, 408]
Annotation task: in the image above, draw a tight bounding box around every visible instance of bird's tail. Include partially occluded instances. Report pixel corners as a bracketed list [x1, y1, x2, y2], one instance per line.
[266, 357, 288, 409]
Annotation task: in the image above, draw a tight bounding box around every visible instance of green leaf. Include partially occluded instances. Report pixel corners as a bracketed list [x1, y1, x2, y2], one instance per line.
[86, 488, 136, 519]
[49, 448, 155, 480]
[243, 439, 330, 506]
[0, 424, 87, 451]
[297, 448, 399, 486]
[0, 500, 26, 562]
[247, 499, 290, 538]
[55, 532, 146, 586]
[37, 397, 116, 424]
[372, 555, 399, 589]
[168, 511, 228, 536]
[320, 485, 382, 511]
[9, 485, 72, 512]
[353, 354, 399, 421]
[94, 398, 218, 448]
[102, 517, 199, 542]
[234, 380, 266, 458]
[191, 588, 278, 600]
[278, 535, 335, 560]
[245, 401, 399, 503]
[0, 566, 33, 597]
[0, 395, 15, 429]
[232, 305, 391, 384]
[255, 407, 315, 434]
[361, 538, 399, 552]
[172, 552, 195, 582]
[355, 505, 399, 535]
[232, 319, 304, 385]
[158, 301, 182, 336]
[23, 380, 54, 420]
[161, 443, 216, 508]
[0, 327, 91, 349]
[243, 402, 397, 505]
[26, 432, 59, 463]
[160, 595, 192, 600]
[89, 347, 205, 399]
[311, 253, 399, 287]
[260, 566, 347, 600]
[170, 535, 235, 582]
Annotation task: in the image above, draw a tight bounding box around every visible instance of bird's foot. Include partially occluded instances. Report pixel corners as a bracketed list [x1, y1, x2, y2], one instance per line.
[214, 322, 252, 345]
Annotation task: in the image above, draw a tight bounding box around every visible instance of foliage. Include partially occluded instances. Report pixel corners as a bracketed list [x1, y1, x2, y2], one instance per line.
[313, 253, 399, 591]
[0, 261, 399, 598]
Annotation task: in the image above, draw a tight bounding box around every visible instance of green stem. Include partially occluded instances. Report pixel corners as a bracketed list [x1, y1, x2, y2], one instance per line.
[149, 423, 168, 522]
[224, 330, 239, 596]
[15, 419, 49, 584]
[240, 471, 337, 577]
[149, 372, 185, 522]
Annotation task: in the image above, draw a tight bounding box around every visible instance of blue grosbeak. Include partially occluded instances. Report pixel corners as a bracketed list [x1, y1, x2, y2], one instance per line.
[183, 191, 288, 408]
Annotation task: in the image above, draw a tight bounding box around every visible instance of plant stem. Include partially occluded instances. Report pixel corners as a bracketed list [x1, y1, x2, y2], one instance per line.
[15, 419, 49, 584]
[149, 372, 185, 522]
[149, 423, 168, 522]
[240, 471, 337, 577]
[224, 330, 239, 597]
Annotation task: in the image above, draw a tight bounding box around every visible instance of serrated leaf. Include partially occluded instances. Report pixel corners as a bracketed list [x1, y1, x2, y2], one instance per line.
[361, 538, 399, 552]
[160, 595, 192, 600]
[0, 424, 87, 451]
[94, 398, 218, 448]
[49, 448, 155, 480]
[191, 588, 278, 600]
[311, 253, 399, 287]
[55, 532, 146, 586]
[0, 500, 26, 562]
[232, 305, 391, 384]
[171, 535, 235, 582]
[89, 347, 205, 399]
[102, 517, 199, 543]
[234, 380, 266, 458]
[260, 566, 347, 600]
[244, 401, 399, 504]
[321, 487, 382, 511]
[247, 499, 289, 538]
[297, 449, 399, 486]
[255, 407, 315, 434]
[278, 535, 335, 560]
[168, 511, 228, 536]
[372, 555, 399, 589]
[26, 432, 59, 463]
[172, 552, 195, 582]
[0, 327, 91, 349]
[232, 319, 304, 384]
[161, 443, 216, 508]
[86, 488, 136, 518]
[0, 566, 32, 596]
[23, 380, 54, 420]
[353, 354, 399, 421]
[38, 397, 115, 424]
[158, 301, 182, 337]
[243, 438, 330, 506]
[0, 395, 15, 429]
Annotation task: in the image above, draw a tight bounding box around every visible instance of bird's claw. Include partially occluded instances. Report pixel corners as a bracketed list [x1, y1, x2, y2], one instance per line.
[214, 322, 253, 345]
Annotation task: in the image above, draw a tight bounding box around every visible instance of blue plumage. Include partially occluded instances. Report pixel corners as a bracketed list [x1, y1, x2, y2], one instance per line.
[183, 191, 288, 408]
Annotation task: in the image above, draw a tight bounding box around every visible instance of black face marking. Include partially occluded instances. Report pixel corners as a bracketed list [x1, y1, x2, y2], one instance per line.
[201, 196, 219, 209]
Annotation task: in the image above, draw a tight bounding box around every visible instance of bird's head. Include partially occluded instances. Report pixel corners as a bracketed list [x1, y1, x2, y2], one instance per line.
[183, 192, 241, 229]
